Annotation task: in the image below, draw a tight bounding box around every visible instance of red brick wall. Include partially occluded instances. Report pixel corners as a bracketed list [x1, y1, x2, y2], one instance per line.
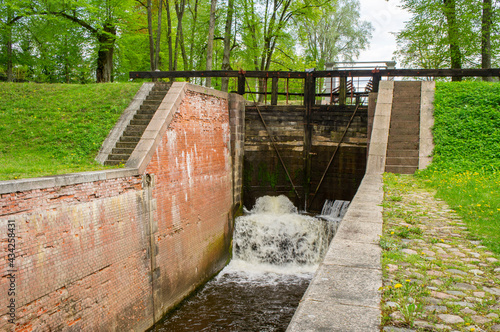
[145, 90, 233, 319]
[0, 86, 237, 331]
[0, 176, 154, 332]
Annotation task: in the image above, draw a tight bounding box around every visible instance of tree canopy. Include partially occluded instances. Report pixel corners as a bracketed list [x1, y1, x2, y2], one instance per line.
[394, 0, 500, 78]
[0, 0, 373, 83]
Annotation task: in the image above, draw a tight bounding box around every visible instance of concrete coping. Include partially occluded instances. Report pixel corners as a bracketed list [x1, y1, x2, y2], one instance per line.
[286, 173, 384, 332]
[0, 168, 140, 195]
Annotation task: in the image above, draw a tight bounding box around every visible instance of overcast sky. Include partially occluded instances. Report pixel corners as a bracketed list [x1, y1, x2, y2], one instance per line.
[357, 0, 412, 66]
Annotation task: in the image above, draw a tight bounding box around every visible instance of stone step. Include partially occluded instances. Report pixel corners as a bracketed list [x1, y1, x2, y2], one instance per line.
[385, 165, 418, 174]
[112, 147, 135, 155]
[386, 149, 419, 158]
[391, 104, 421, 113]
[387, 134, 420, 143]
[386, 157, 419, 167]
[152, 83, 171, 90]
[389, 113, 420, 122]
[387, 141, 419, 150]
[116, 142, 138, 149]
[134, 114, 154, 121]
[124, 125, 147, 134]
[119, 136, 141, 143]
[149, 91, 168, 97]
[142, 100, 162, 107]
[390, 121, 420, 129]
[137, 108, 156, 114]
[130, 119, 150, 126]
[104, 160, 125, 166]
[108, 154, 130, 161]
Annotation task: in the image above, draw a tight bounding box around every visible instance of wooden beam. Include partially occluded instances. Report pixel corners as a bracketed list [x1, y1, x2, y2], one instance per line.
[130, 68, 500, 80]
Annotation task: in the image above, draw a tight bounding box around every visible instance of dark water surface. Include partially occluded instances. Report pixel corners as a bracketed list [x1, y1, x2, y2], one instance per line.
[149, 270, 311, 332]
[149, 195, 346, 332]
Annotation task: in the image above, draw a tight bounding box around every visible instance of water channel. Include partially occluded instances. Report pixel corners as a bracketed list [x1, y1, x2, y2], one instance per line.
[149, 196, 349, 332]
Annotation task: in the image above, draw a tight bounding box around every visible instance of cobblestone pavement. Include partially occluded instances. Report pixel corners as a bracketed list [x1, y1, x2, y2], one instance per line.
[381, 178, 500, 332]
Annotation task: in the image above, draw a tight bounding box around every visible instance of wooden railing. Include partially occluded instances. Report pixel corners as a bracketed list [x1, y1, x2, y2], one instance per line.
[130, 69, 500, 106]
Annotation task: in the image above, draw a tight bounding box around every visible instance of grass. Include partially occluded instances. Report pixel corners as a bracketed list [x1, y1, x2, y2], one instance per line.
[415, 81, 500, 255]
[0, 82, 142, 180]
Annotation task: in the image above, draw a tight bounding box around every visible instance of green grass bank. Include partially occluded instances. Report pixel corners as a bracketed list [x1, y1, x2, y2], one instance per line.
[412, 81, 500, 255]
[0, 82, 142, 181]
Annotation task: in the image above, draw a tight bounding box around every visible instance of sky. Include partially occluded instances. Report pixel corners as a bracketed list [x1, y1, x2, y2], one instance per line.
[357, 0, 412, 66]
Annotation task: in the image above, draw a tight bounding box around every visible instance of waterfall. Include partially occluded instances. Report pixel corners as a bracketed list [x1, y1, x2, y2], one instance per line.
[152, 195, 351, 331]
[225, 195, 342, 275]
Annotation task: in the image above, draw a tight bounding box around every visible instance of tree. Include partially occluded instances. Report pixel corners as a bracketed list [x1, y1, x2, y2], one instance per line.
[395, 0, 499, 73]
[482, 0, 493, 80]
[205, 0, 217, 87]
[221, 0, 234, 92]
[297, 0, 373, 70]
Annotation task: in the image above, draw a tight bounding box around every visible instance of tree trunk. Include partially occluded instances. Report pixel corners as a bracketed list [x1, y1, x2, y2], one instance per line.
[482, 0, 492, 81]
[165, 0, 173, 75]
[174, 0, 186, 71]
[7, 29, 13, 82]
[205, 0, 217, 88]
[221, 0, 234, 92]
[96, 23, 116, 83]
[6, 9, 13, 82]
[442, 0, 462, 81]
[155, 0, 163, 70]
[188, 0, 199, 71]
[147, 0, 155, 71]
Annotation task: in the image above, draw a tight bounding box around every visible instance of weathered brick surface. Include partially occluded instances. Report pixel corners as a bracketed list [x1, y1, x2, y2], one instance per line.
[145, 90, 233, 320]
[0, 176, 154, 332]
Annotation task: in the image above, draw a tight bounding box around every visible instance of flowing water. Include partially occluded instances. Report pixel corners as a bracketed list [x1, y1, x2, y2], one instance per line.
[150, 196, 348, 332]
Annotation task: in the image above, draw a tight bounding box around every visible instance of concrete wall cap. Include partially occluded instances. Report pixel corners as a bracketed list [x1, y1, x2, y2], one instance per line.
[0, 168, 140, 194]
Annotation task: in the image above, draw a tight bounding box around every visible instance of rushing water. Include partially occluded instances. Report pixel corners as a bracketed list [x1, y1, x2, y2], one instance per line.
[150, 196, 348, 332]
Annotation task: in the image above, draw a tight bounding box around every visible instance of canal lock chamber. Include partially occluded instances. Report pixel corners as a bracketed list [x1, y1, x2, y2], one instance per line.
[149, 196, 350, 331]
[149, 103, 369, 331]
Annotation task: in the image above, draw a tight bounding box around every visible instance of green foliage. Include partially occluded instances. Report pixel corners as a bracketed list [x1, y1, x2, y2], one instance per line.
[0, 0, 372, 83]
[417, 81, 500, 254]
[0, 82, 141, 180]
[428, 82, 500, 172]
[395, 0, 500, 69]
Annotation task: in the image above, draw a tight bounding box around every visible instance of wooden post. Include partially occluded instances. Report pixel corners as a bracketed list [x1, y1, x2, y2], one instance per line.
[339, 77, 347, 105]
[237, 73, 245, 95]
[303, 73, 315, 211]
[372, 74, 382, 92]
[271, 76, 279, 105]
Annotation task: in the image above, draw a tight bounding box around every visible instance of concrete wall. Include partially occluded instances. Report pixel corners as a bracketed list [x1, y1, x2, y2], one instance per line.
[244, 105, 368, 211]
[0, 83, 244, 331]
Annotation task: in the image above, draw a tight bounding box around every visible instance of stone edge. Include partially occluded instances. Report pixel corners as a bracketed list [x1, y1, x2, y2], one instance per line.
[419, 81, 435, 170]
[95, 82, 155, 164]
[0, 168, 140, 195]
[287, 82, 395, 331]
[366, 80, 394, 174]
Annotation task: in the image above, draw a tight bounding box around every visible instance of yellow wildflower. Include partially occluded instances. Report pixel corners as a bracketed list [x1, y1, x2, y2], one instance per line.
[394, 284, 403, 289]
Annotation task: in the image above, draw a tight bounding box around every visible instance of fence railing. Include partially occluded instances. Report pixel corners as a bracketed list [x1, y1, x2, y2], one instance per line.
[130, 69, 500, 106]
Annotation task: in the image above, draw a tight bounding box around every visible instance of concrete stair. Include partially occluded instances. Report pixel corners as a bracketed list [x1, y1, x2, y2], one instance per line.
[385, 82, 421, 174]
[104, 83, 171, 166]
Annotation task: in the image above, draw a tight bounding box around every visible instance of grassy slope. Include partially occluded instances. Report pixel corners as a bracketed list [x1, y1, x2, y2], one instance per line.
[417, 81, 500, 254]
[0, 82, 142, 181]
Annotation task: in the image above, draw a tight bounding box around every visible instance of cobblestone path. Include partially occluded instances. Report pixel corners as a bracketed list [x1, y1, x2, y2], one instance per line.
[381, 176, 500, 332]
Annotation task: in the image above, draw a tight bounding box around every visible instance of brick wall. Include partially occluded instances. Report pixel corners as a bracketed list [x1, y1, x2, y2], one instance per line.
[0, 176, 154, 332]
[144, 89, 234, 320]
[0, 84, 241, 331]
